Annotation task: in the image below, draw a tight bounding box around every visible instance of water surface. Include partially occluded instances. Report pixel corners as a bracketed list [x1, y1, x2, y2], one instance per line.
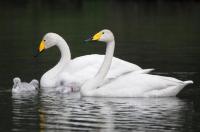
[11, 92, 199, 132]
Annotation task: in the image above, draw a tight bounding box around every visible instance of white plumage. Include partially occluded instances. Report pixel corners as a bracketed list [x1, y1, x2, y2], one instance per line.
[81, 73, 193, 97]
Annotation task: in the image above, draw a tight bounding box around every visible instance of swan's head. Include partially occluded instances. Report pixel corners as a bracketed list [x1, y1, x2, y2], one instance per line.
[13, 77, 21, 85]
[86, 29, 114, 43]
[35, 33, 61, 56]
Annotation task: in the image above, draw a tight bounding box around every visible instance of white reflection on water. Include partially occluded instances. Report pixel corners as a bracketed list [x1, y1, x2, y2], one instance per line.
[12, 92, 194, 132]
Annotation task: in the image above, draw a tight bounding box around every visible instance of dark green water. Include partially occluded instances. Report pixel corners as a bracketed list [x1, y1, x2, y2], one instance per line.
[0, 0, 200, 131]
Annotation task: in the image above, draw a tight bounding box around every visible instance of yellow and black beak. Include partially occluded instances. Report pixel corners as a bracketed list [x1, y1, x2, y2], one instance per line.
[34, 40, 46, 57]
[85, 32, 103, 42]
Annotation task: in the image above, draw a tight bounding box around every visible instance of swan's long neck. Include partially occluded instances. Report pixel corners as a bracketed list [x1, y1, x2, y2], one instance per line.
[41, 38, 71, 87]
[95, 40, 115, 81]
[57, 38, 71, 63]
[81, 40, 115, 94]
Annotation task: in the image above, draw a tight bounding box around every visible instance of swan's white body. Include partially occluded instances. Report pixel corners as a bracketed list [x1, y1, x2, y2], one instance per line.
[39, 33, 153, 90]
[81, 73, 193, 97]
[12, 77, 39, 94]
[81, 29, 193, 97]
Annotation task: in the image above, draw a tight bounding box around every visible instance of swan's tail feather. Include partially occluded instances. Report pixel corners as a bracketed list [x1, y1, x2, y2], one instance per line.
[183, 80, 193, 85]
[133, 68, 155, 74]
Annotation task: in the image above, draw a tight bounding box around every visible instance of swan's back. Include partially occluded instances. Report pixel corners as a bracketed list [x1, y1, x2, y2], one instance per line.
[62, 54, 142, 79]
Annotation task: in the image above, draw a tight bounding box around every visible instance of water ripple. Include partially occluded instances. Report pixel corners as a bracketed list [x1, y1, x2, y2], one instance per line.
[10, 91, 197, 131]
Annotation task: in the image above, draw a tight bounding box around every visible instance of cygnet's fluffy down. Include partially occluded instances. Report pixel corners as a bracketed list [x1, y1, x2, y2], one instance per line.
[12, 77, 39, 93]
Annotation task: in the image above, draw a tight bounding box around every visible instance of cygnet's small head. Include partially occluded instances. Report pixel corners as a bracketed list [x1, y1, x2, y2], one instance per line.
[35, 33, 61, 57]
[30, 79, 39, 88]
[13, 77, 21, 85]
[86, 29, 114, 43]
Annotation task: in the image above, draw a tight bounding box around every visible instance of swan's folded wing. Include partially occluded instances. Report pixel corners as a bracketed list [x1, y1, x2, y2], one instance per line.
[62, 54, 144, 82]
[106, 56, 142, 79]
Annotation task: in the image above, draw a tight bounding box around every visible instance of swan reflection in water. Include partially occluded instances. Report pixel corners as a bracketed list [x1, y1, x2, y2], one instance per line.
[11, 92, 193, 131]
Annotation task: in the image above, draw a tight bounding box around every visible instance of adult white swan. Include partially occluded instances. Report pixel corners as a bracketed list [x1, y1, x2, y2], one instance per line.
[81, 29, 193, 97]
[35, 33, 153, 90]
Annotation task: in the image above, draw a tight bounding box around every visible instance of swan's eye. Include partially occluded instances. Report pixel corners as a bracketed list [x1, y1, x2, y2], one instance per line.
[43, 40, 46, 42]
[102, 32, 104, 34]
